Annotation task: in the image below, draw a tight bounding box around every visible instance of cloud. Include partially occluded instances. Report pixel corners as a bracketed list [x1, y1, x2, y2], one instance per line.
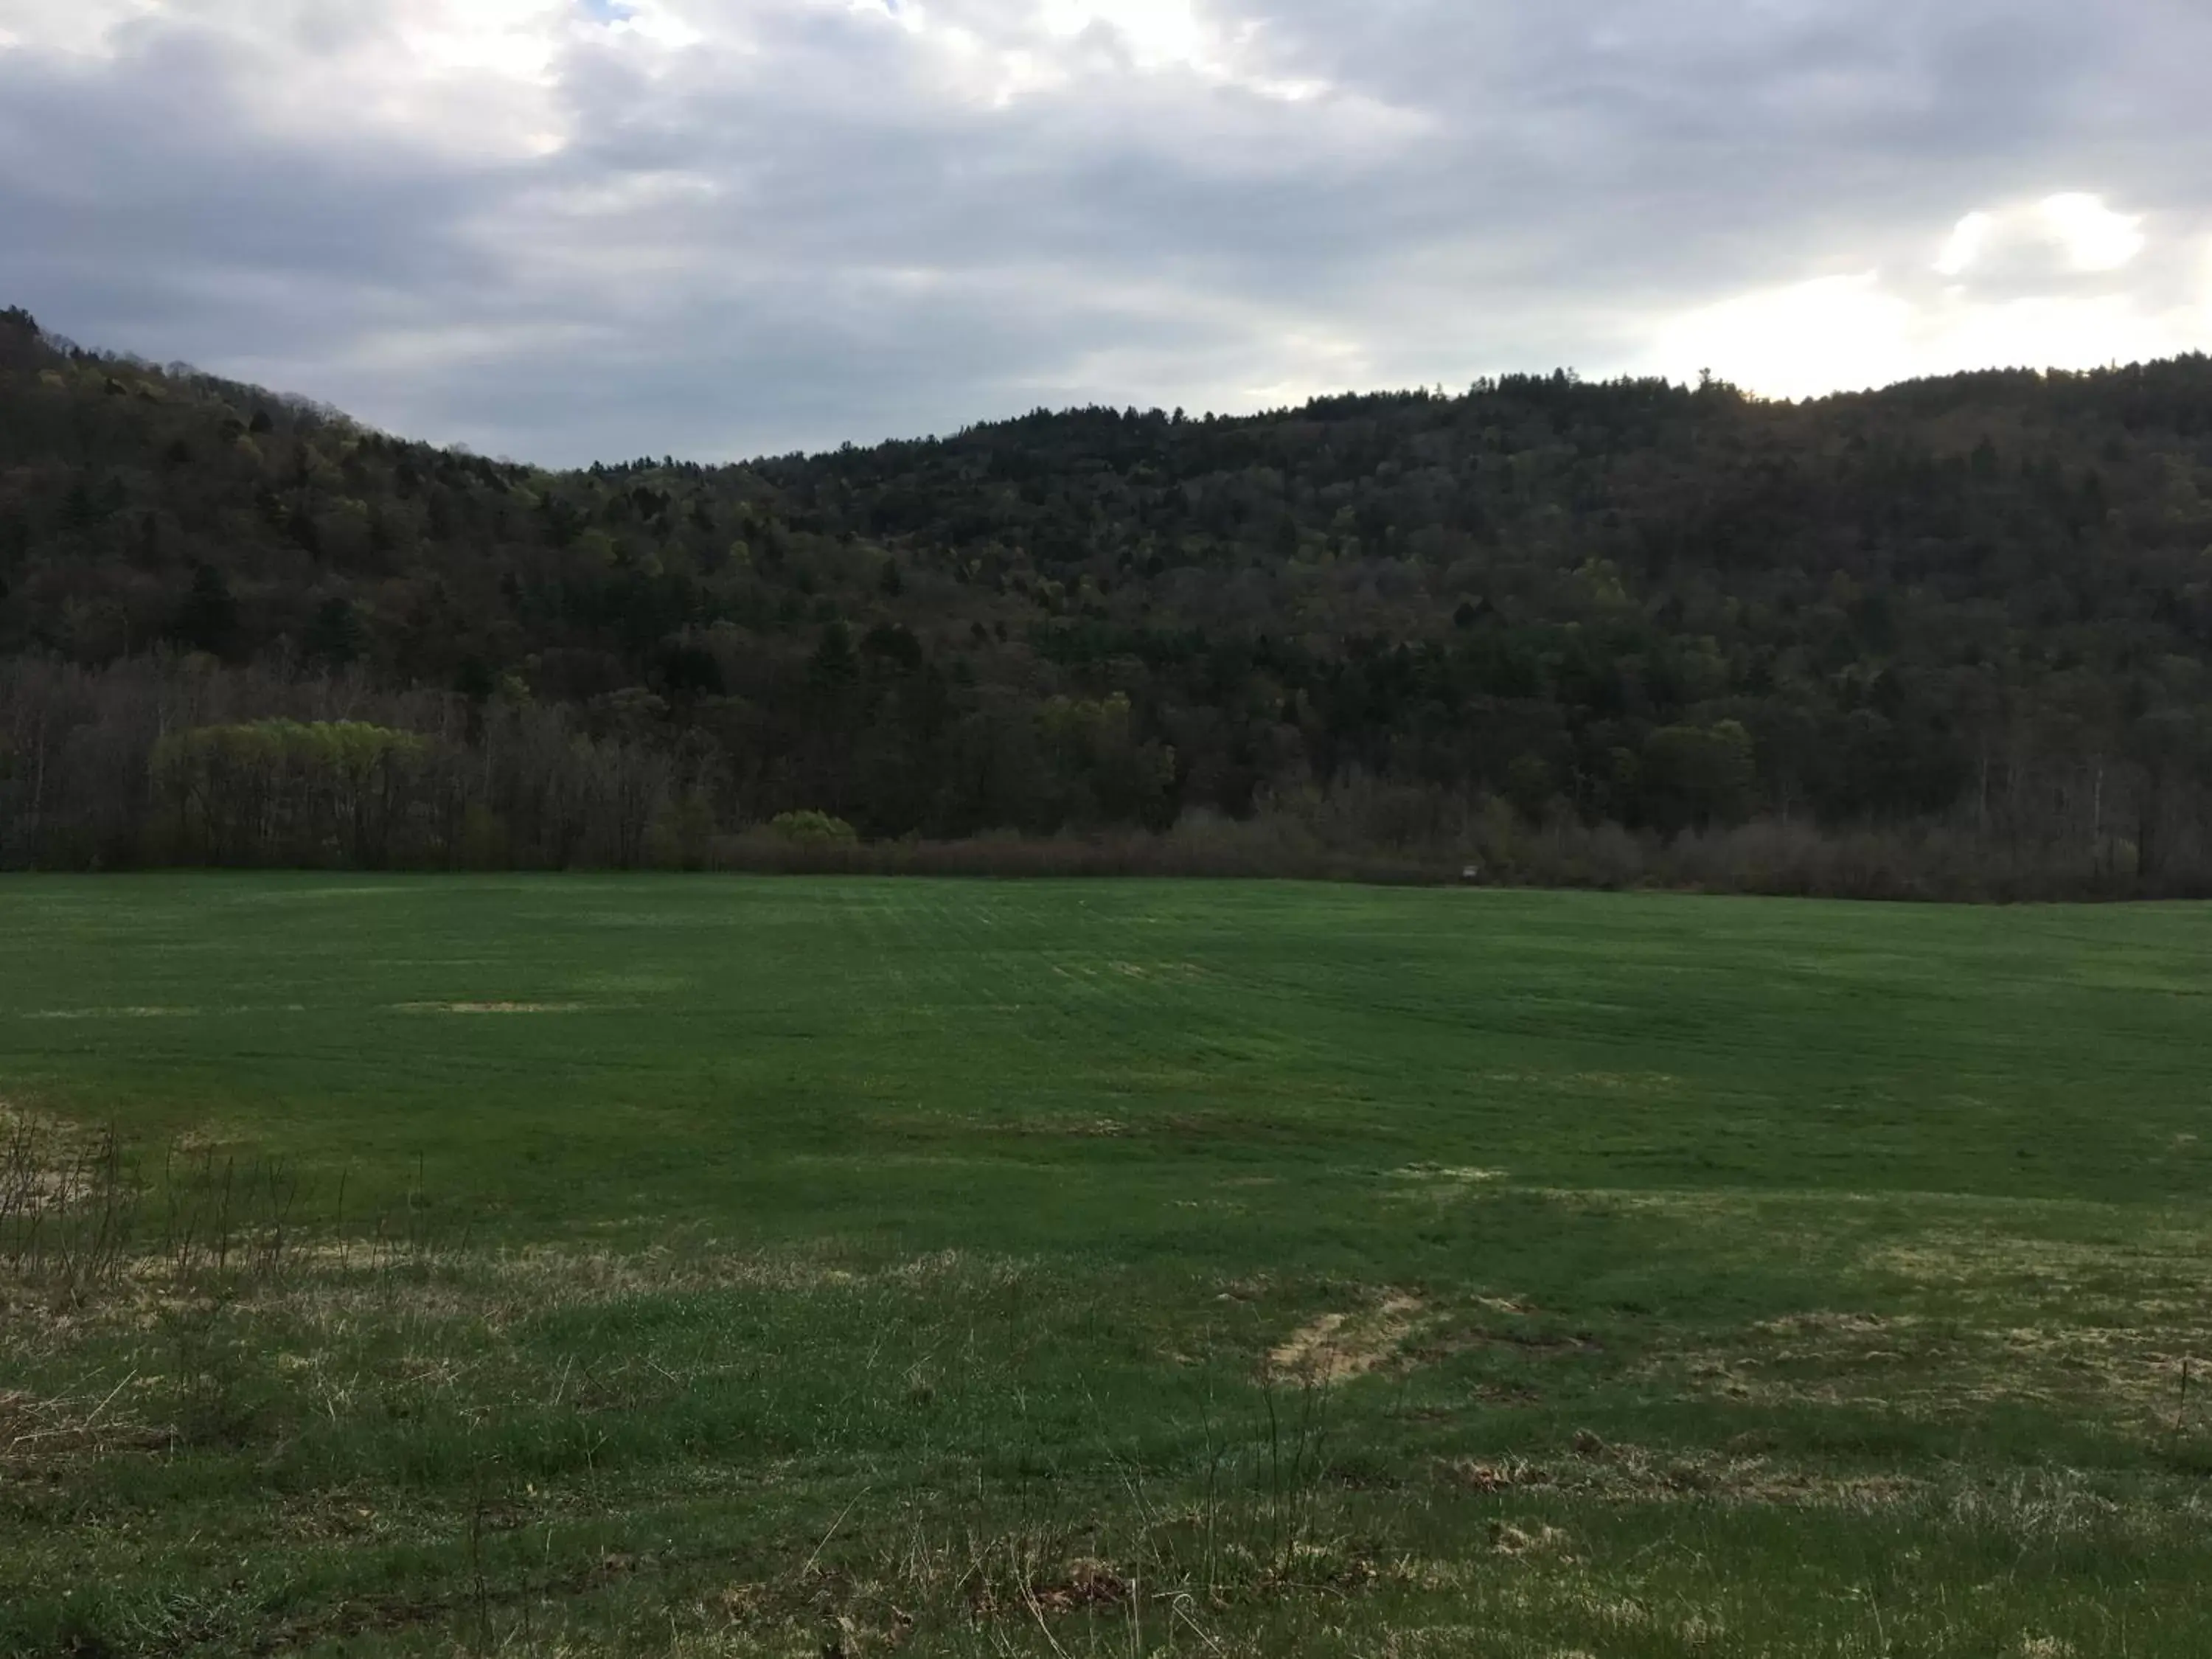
[1, 1, 2208, 462]
[1935, 194, 2146, 281]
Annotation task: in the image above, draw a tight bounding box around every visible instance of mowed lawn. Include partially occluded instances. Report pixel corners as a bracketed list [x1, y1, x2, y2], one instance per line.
[4, 876, 2211, 1658]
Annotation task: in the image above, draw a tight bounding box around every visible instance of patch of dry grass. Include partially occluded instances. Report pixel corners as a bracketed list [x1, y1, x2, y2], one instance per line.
[392, 1001, 589, 1015]
[1447, 1439, 1928, 1511]
[0, 1373, 172, 1474]
[1270, 1293, 1426, 1382]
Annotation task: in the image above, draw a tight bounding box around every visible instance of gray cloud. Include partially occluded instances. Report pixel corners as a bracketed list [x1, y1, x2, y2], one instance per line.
[3, 0, 2207, 464]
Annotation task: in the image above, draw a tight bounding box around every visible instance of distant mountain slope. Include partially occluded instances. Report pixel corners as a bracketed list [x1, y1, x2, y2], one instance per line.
[3, 304, 2211, 890]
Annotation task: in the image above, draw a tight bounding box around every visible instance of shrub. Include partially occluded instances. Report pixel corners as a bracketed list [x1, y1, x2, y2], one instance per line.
[765, 810, 859, 846]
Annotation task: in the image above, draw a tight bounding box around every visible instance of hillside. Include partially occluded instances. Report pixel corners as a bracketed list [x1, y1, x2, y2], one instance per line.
[3, 304, 2211, 891]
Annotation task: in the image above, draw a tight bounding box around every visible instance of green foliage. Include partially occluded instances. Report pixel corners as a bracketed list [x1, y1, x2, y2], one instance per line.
[150, 720, 431, 865]
[5, 313, 2212, 883]
[765, 807, 858, 844]
[172, 562, 237, 657]
[1505, 754, 1556, 823]
[150, 717, 425, 777]
[1641, 719, 1756, 832]
[301, 594, 364, 666]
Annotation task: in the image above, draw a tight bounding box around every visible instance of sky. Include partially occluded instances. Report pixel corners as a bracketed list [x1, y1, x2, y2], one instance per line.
[1, 0, 2209, 467]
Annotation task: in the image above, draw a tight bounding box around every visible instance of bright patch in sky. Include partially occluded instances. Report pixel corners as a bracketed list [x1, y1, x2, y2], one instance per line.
[1040, 0, 1204, 68]
[1935, 194, 2146, 279]
[1652, 198, 2198, 401]
[597, 1, 704, 49]
[1933, 212, 1994, 279]
[0, 0, 157, 56]
[1651, 274, 1915, 398]
[2041, 193, 2146, 273]
[401, 2, 566, 81]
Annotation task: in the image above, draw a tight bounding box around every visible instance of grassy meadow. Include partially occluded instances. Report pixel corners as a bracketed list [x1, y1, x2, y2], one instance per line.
[3, 876, 2211, 1657]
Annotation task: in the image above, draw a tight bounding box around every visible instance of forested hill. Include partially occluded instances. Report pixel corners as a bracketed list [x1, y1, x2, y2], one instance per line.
[4, 302, 2212, 893]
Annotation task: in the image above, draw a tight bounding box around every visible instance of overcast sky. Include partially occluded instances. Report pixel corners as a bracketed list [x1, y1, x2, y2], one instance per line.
[3, 1, 2208, 466]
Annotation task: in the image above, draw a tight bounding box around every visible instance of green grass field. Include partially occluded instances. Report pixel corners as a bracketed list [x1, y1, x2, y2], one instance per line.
[4, 876, 2211, 1658]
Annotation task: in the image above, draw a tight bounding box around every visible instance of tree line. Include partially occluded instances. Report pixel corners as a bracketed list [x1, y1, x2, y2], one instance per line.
[3, 305, 2211, 894]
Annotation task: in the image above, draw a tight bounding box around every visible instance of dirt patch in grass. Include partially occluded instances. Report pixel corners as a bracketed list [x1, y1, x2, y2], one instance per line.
[1018, 1115, 1130, 1139]
[1391, 1164, 1509, 1189]
[1487, 1519, 1574, 1559]
[393, 1001, 587, 1015]
[1270, 1293, 1425, 1382]
[18, 1006, 199, 1020]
